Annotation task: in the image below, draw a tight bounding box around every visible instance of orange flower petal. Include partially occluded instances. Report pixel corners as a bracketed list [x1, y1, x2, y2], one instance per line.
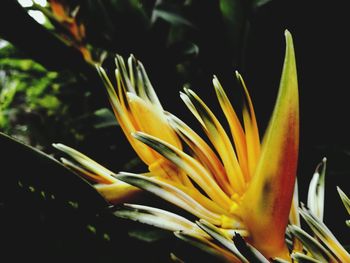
[241, 30, 299, 259]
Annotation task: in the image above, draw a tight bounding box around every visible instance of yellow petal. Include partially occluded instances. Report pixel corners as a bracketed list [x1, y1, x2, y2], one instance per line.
[127, 92, 182, 150]
[241, 30, 299, 259]
[95, 182, 142, 204]
[149, 158, 236, 217]
[236, 71, 261, 177]
[97, 65, 155, 164]
[177, 183, 232, 217]
[115, 203, 208, 238]
[148, 158, 194, 189]
[133, 132, 233, 211]
[115, 54, 136, 93]
[52, 143, 118, 184]
[289, 179, 300, 227]
[181, 89, 246, 195]
[117, 172, 225, 225]
[167, 113, 234, 196]
[129, 56, 163, 108]
[60, 157, 111, 184]
[213, 76, 249, 181]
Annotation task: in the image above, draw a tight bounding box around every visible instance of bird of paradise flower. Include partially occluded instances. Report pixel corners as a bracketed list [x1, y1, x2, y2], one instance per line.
[53, 30, 350, 262]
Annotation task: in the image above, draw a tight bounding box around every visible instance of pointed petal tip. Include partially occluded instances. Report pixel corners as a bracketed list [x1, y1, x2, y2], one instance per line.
[115, 54, 124, 67]
[185, 87, 194, 94]
[284, 30, 295, 51]
[235, 70, 241, 78]
[212, 77, 220, 88]
[95, 64, 105, 74]
[60, 157, 68, 163]
[284, 29, 292, 38]
[182, 87, 195, 97]
[180, 91, 190, 102]
[52, 143, 65, 150]
[174, 231, 182, 238]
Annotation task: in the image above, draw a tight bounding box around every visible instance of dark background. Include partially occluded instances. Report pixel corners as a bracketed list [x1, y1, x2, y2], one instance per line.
[1, 0, 349, 262]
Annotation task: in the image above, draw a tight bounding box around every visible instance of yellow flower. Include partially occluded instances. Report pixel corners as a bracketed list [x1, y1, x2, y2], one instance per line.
[55, 30, 299, 260]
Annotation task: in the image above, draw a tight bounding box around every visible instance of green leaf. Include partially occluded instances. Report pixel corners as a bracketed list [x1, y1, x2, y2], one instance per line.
[167, 41, 199, 63]
[0, 58, 46, 72]
[37, 94, 60, 113]
[92, 108, 118, 129]
[219, 0, 246, 66]
[0, 132, 107, 211]
[128, 227, 170, 243]
[252, 0, 273, 8]
[0, 82, 17, 110]
[152, 7, 194, 28]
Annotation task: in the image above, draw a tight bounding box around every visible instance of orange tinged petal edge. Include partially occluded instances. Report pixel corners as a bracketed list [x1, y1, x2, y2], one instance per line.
[241, 30, 299, 259]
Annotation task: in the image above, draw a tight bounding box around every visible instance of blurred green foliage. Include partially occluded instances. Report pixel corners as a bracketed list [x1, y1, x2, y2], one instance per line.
[0, 42, 90, 147]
